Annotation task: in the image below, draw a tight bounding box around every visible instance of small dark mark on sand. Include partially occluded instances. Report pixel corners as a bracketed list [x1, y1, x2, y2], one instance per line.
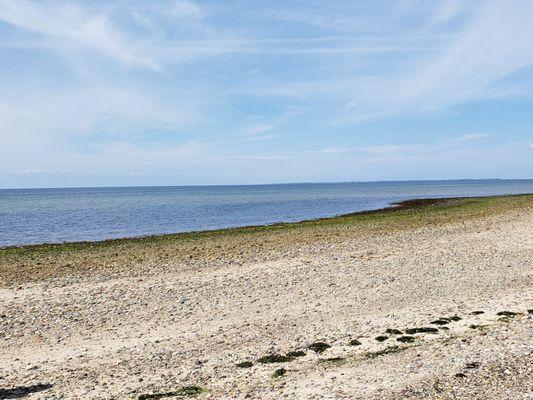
[364, 346, 405, 359]
[349, 339, 362, 346]
[496, 311, 518, 317]
[272, 368, 286, 378]
[455, 373, 467, 378]
[405, 327, 439, 334]
[308, 342, 331, 354]
[466, 362, 480, 369]
[0, 384, 53, 399]
[375, 335, 389, 342]
[257, 354, 293, 364]
[470, 311, 485, 315]
[320, 357, 345, 365]
[286, 350, 306, 358]
[138, 386, 206, 399]
[396, 336, 415, 343]
[385, 329, 403, 335]
[236, 361, 253, 368]
[431, 319, 450, 325]
[469, 324, 489, 331]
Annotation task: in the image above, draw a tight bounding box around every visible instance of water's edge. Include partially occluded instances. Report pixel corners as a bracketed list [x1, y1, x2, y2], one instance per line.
[2, 194, 530, 251]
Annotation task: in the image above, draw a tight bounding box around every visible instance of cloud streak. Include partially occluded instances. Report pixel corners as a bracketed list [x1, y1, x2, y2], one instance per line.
[0, 0, 532, 186]
[0, 0, 161, 70]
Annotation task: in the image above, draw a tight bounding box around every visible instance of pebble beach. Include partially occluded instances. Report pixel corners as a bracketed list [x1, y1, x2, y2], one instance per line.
[0, 195, 532, 399]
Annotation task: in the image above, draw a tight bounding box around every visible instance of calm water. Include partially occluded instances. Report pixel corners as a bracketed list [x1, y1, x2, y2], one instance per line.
[0, 180, 532, 248]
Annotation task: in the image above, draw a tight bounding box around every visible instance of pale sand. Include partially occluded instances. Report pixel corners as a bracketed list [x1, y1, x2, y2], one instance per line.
[0, 197, 532, 399]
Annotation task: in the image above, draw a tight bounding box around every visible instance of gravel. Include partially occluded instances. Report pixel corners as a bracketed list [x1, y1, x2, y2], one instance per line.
[0, 198, 531, 399]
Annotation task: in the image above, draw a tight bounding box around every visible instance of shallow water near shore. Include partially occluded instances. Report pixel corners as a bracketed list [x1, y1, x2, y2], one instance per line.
[1, 179, 532, 247]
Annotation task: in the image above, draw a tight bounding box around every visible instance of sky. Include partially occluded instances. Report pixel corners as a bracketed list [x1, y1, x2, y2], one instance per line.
[0, 0, 532, 188]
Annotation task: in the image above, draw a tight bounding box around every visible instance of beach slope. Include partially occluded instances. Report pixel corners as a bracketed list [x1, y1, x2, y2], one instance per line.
[0, 195, 532, 399]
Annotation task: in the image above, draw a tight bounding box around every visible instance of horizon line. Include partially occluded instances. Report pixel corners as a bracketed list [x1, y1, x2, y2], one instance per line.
[1, 177, 533, 191]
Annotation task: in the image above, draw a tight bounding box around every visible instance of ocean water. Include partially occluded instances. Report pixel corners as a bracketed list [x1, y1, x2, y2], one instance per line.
[0, 179, 532, 248]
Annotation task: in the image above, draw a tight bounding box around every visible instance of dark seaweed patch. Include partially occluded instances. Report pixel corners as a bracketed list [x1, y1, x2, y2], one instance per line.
[0, 384, 53, 399]
[431, 319, 450, 325]
[272, 368, 286, 378]
[257, 354, 293, 364]
[496, 311, 518, 317]
[385, 328, 403, 335]
[349, 339, 362, 346]
[286, 350, 306, 358]
[470, 311, 485, 315]
[307, 342, 331, 354]
[396, 336, 415, 343]
[469, 324, 489, 331]
[320, 357, 345, 365]
[375, 335, 389, 342]
[448, 315, 461, 322]
[138, 386, 206, 399]
[364, 346, 405, 359]
[405, 327, 439, 334]
[236, 361, 253, 368]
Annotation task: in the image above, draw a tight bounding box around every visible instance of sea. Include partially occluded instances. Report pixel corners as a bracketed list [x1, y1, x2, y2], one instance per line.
[0, 179, 532, 248]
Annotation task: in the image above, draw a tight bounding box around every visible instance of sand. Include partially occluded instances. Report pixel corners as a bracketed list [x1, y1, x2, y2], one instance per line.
[0, 196, 532, 399]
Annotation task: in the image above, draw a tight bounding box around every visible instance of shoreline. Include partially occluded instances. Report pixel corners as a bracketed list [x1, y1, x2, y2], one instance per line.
[2, 193, 532, 253]
[0, 192, 531, 399]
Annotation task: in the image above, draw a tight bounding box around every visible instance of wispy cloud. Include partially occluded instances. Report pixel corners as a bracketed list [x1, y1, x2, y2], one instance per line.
[0, 0, 160, 70]
[0, 0, 532, 187]
[453, 133, 489, 142]
[238, 134, 278, 143]
[309, 133, 489, 158]
[307, 146, 354, 154]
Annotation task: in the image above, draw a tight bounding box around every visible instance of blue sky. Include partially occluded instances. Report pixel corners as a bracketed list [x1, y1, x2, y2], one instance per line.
[0, 0, 532, 188]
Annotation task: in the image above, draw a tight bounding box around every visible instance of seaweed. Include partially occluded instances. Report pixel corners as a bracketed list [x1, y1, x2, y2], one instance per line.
[257, 354, 293, 364]
[286, 350, 306, 358]
[469, 324, 489, 331]
[320, 357, 345, 365]
[404, 327, 439, 334]
[396, 336, 415, 343]
[363, 346, 406, 359]
[138, 386, 206, 399]
[385, 328, 403, 335]
[272, 368, 286, 378]
[496, 311, 518, 317]
[307, 342, 331, 354]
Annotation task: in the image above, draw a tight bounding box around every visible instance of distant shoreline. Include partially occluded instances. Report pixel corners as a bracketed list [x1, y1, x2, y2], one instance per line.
[1, 177, 532, 191]
[1, 193, 531, 254]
